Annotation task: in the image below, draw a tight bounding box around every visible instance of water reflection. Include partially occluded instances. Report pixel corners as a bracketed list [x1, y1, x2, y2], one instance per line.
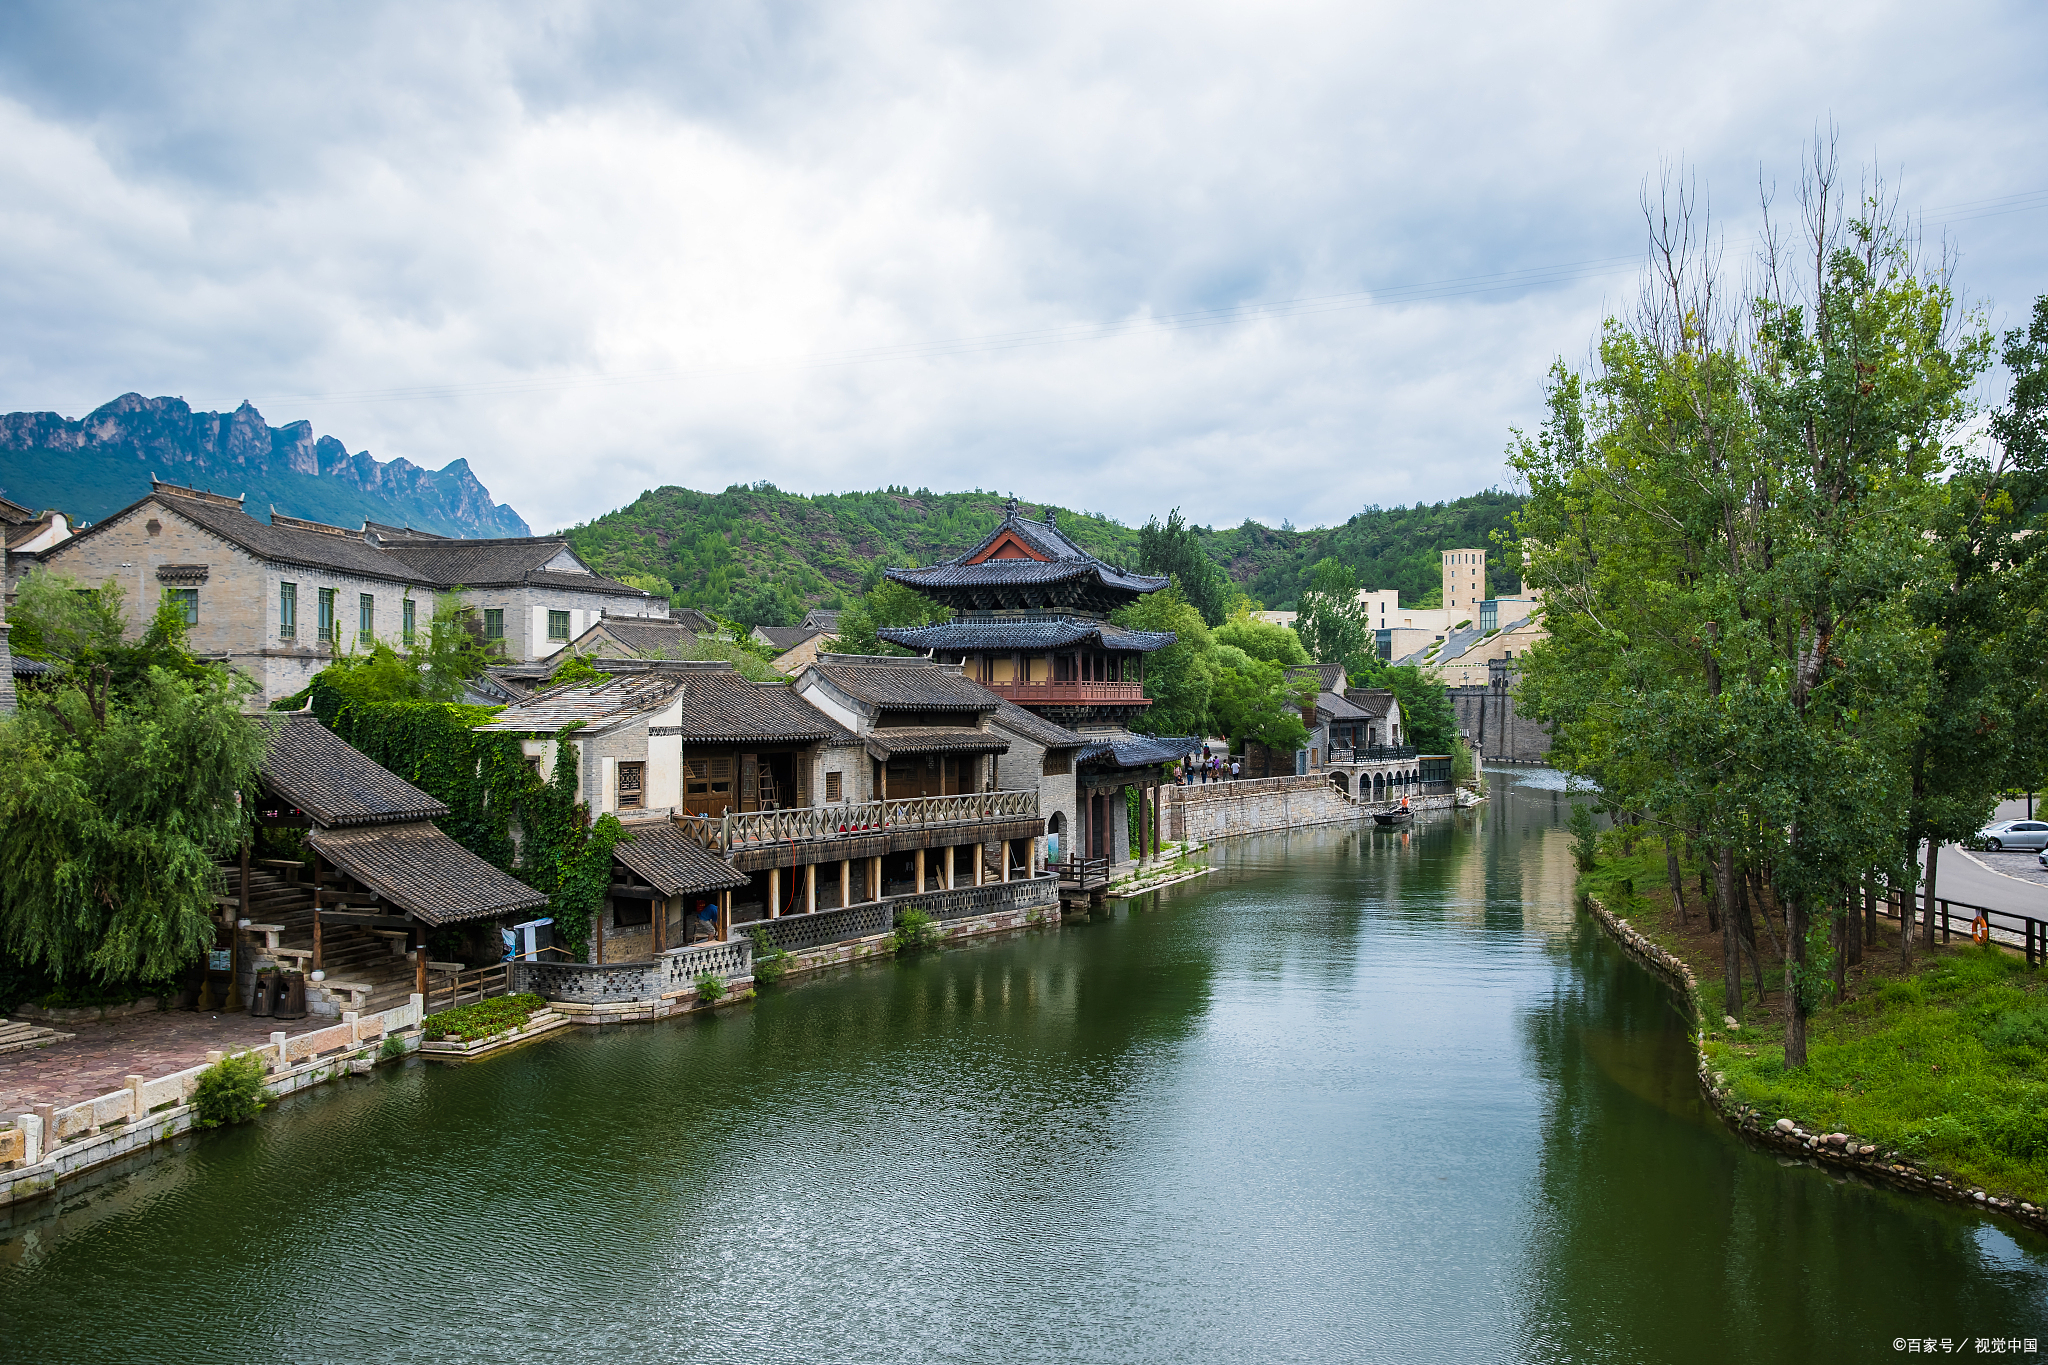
[0, 768, 2041, 1363]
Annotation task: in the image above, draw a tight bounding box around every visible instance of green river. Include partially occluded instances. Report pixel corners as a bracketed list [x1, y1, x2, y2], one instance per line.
[2, 768, 2043, 1361]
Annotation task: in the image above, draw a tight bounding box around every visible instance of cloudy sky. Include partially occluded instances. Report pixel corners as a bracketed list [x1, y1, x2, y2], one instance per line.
[2, 2, 2044, 533]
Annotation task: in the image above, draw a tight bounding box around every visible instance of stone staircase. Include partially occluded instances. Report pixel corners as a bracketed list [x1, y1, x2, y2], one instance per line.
[0, 1017, 73, 1056]
[237, 867, 424, 1018]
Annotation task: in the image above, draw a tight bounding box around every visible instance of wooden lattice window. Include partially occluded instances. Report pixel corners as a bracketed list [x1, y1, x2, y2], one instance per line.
[617, 761, 644, 810]
[685, 758, 732, 797]
[1041, 750, 1070, 776]
[825, 771, 842, 801]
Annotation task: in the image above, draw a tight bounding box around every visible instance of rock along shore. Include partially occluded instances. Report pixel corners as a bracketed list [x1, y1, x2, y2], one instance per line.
[1582, 894, 2048, 1237]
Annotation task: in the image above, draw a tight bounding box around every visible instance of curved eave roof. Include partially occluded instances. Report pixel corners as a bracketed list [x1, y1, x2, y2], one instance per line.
[1077, 734, 1199, 770]
[885, 560, 1168, 593]
[877, 618, 1176, 653]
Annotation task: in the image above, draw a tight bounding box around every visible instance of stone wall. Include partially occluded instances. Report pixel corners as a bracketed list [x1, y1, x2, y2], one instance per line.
[1449, 685, 1551, 763]
[1166, 774, 1454, 843]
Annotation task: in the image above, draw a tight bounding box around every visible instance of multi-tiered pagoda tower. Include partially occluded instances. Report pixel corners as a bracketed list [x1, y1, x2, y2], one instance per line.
[879, 502, 1190, 870]
[877, 501, 1177, 733]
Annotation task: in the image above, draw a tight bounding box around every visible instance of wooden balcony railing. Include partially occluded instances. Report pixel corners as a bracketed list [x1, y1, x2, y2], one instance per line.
[673, 789, 1041, 854]
[981, 680, 1150, 705]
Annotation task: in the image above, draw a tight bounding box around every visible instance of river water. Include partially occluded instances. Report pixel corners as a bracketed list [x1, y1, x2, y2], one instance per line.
[2, 769, 2043, 1361]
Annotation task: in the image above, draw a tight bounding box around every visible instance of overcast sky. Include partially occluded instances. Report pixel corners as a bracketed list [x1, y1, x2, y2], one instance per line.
[2, 2, 2043, 534]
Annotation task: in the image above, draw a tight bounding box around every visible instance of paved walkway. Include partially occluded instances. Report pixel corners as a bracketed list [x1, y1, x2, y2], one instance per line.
[0, 1010, 327, 1115]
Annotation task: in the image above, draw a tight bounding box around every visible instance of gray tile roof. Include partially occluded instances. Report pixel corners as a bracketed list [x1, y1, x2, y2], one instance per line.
[799, 609, 841, 632]
[877, 617, 1177, 653]
[475, 671, 687, 735]
[258, 716, 450, 827]
[1076, 734, 1200, 770]
[884, 505, 1169, 596]
[981, 690, 1089, 749]
[156, 491, 420, 583]
[1315, 690, 1374, 723]
[865, 727, 1010, 759]
[807, 655, 1001, 712]
[578, 618, 701, 658]
[668, 667, 851, 745]
[308, 821, 549, 925]
[612, 821, 748, 895]
[1288, 663, 1347, 694]
[1346, 687, 1398, 720]
[752, 624, 820, 650]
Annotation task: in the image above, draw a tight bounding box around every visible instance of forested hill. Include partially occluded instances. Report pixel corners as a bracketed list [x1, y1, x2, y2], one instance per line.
[563, 482, 1524, 628]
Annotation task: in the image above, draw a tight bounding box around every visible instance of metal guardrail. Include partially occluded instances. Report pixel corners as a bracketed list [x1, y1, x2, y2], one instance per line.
[673, 790, 1039, 853]
[1865, 882, 2048, 966]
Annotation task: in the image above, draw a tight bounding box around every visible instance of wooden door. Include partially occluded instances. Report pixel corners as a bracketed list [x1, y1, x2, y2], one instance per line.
[683, 755, 735, 818]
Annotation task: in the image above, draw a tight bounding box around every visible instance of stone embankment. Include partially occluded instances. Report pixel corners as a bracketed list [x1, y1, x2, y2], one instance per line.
[1583, 895, 2048, 1236]
[1167, 774, 1453, 844]
[3, 993, 426, 1210]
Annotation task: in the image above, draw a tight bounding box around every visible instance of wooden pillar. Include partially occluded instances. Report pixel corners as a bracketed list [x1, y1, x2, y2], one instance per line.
[944, 845, 956, 891]
[1002, 839, 1012, 882]
[653, 894, 667, 954]
[871, 854, 882, 901]
[413, 923, 427, 998]
[971, 841, 983, 886]
[312, 893, 323, 972]
[805, 862, 817, 915]
[719, 889, 732, 942]
[840, 859, 851, 909]
[915, 848, 926, 893]
[769, 867, 781, 918]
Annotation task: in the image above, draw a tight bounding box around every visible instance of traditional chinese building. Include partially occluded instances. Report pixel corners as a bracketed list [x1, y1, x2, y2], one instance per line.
[876, 501, 1175, 731]
[877, 502, 1190, 868]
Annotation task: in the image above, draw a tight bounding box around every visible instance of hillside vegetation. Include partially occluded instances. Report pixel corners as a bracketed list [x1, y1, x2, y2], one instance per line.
[561, 482, 1524, 626]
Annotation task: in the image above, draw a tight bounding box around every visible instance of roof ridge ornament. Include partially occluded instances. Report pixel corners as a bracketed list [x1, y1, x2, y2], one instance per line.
[1004, 497, 1019, 519]
[1044, 507, 1058, 528]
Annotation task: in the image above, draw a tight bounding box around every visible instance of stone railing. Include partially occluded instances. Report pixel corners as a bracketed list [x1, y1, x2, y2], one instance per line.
[673, 789, 1039, 854]
[8, 994, 422, 1159]
[904, 874, 1057, 922]
[658, 938, 753, 991]
[745, 900, 894, 955]
[1327, 745, 1418, 764]
[514, 941, 754, 1004]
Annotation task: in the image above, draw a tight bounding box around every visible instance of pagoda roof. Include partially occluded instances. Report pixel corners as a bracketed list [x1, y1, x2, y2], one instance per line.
[884, 502, 1169, 612]
[876, 616, 1177, 654]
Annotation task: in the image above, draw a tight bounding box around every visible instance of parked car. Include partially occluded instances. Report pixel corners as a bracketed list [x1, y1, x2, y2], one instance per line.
[1976, 819, 2048, 851]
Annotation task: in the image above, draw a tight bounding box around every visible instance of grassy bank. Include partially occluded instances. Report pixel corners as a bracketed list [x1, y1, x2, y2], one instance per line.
[1580, 844, 2048, 1204]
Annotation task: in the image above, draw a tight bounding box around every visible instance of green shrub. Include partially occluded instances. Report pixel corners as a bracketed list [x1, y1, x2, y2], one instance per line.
[750, 927, 790, 985]
[694, 971, 727, 1002]
[192, 1052, 269, 1128]
[1567, 804, 1599, 872]
[890, 907, 941, 955]
[379, 1035, 407, 1060]
[426, 992, 544, 1042]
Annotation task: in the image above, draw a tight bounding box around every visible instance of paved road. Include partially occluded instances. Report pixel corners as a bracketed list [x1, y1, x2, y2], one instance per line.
[1921, 844, 2048, 919]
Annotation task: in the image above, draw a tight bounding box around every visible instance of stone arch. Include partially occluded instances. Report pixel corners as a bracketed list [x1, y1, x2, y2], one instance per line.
[1332, 771, 1350, 795]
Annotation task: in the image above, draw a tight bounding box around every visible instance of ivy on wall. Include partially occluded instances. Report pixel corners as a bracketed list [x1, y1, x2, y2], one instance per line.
[308, 678, 626, 959]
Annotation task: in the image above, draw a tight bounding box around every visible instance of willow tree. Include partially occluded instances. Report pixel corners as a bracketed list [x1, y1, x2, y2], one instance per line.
[0, 577, 262, 985]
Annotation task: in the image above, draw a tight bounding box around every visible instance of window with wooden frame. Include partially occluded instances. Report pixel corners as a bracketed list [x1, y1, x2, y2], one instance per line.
[616, 761, 645, 810]
[548, 609, 570, 640]
[279, 582, 297, 638]
[825, 771, 842, 801]
[1041, 750, 1070, 776]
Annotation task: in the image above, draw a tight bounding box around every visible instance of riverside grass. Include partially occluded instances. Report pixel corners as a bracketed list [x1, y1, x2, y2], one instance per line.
[1580, 846, 2048, 1204]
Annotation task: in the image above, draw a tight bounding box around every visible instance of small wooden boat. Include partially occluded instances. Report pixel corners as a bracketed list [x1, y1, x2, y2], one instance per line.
[1372, 806, 1412, 826]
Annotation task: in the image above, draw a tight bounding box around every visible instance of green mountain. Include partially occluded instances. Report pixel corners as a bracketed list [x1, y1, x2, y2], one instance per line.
[0, 393, 530, 537]
[563, 482, 1524, 627]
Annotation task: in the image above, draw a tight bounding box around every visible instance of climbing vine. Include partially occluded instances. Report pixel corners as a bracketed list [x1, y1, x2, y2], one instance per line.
[309, 677, 621, 960]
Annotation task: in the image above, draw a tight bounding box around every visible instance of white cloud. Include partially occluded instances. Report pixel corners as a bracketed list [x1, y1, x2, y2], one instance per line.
[1, 0, 2043, 532]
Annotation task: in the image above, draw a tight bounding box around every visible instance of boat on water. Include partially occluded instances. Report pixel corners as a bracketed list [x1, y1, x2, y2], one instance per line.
[1372, 807, 1412, 826]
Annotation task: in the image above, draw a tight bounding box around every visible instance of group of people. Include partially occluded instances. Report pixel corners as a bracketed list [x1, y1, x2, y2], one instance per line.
[1177, 747, 1239, 785]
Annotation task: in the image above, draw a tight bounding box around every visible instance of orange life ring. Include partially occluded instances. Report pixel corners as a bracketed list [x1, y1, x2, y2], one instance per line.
[1972, 915, 1990, 944]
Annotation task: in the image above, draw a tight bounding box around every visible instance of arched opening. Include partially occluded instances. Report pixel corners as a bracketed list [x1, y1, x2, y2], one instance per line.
[1332, 772, 1350, 795]
[1047, 810, 1066, 865]
[1373, 772, 1386, 799]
